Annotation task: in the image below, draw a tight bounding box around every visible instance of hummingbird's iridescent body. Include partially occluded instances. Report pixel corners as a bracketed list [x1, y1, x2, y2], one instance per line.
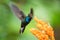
[9, 3, 33, 34]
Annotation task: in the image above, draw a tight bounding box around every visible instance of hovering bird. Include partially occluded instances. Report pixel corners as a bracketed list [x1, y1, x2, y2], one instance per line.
[9, 3, 34, 34]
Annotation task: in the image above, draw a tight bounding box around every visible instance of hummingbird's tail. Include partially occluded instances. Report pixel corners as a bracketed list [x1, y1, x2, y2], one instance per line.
[20, 27, 25, 34]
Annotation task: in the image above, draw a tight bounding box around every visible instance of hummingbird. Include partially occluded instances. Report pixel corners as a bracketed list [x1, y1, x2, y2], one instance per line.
[9, 3, 34, 34]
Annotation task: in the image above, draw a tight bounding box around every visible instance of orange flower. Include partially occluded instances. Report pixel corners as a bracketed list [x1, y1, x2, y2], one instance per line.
[30, 16, 55, 40]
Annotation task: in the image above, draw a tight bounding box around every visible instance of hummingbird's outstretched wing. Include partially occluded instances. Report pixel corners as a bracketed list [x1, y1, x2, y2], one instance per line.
[9, 3, 26, 20]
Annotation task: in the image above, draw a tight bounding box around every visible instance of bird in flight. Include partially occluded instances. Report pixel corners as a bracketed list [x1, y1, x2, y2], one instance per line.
[9, 3, 34, 34]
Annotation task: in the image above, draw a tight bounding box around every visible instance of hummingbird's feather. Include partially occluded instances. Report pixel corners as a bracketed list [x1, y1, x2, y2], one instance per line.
[9, 2, 26, 20]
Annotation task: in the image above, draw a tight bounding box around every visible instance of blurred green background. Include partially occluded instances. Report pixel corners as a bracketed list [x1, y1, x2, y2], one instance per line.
[0, 0, 60, 40]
